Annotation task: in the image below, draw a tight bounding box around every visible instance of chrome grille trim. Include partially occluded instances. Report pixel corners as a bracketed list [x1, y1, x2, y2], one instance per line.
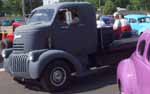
[13, 43, 24, 53]
[9, 54, 29, 73]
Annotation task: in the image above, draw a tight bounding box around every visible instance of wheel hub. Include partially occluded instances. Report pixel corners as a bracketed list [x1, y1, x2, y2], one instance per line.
[50, 67, 67, 87]
[53, 70, 63, 82]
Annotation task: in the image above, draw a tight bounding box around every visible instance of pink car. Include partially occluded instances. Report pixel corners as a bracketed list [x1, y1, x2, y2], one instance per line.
[117, 30, 150, 94]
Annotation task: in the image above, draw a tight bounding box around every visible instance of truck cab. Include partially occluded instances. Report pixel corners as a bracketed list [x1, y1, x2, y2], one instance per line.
[3, 2, 138, 91]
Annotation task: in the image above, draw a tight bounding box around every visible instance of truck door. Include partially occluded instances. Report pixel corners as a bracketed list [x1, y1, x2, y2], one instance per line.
[53, 8, 83, 54]
[52, 6, 97, 55]
[141, 41, 150, 94]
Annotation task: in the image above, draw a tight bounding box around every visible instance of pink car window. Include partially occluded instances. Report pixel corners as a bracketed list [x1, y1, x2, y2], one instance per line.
[138, 40, 146, 56]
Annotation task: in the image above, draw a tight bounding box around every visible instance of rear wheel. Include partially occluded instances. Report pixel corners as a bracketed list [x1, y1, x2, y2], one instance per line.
[119, 84, 125, 94]
[118, 80, 130, 94]
[40, 60, 72, 92]
[118, 81, 123, 94]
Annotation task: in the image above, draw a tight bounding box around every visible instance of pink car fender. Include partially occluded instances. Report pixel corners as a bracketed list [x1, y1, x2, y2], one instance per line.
[117, 58, 138, 94]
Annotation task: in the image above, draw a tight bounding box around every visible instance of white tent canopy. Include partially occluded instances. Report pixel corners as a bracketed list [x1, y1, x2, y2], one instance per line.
[43, 0, 59, 5]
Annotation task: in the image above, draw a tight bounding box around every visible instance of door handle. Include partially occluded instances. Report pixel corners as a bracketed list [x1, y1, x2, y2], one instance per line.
[60, 26, 69, 29]
[79, 24, 85, 27]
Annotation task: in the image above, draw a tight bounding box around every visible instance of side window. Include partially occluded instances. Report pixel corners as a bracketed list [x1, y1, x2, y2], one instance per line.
[129, 18, 136, 23]
[138, 18, 145, 23]
[147, 44, 150, 61]
[138, 40, 146, 56]
[58, 10, 66, 24]
[57, 8, 80, 24]
[70, 8, 80, 24]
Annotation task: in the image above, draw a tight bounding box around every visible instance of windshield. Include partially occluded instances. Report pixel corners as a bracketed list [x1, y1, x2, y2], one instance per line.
[27, 9, 54, 24]
[138, 17, 150, 23]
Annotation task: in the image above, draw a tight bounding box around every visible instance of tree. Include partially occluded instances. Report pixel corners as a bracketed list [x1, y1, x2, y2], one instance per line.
[3, 0, 22, 15]
[128, 0, 150, 11]
[103, 0, 116, 15]
[0, 0, 3, 10]
[25, 0, 42, 14]
[86, 0, 99, 9]
[115, 0, 130, 8]
[2, 0, 42, 16]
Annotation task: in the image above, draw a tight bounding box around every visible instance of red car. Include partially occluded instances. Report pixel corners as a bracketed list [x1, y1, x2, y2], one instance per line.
[0, 18, 24, 54]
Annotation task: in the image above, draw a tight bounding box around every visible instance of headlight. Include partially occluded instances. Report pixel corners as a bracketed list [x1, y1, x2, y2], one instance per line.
[28, 52, 34, 61]
[1, 50, 6, 58]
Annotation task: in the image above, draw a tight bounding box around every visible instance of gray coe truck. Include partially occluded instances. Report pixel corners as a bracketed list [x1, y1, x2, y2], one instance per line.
[3, 2, 138, 91]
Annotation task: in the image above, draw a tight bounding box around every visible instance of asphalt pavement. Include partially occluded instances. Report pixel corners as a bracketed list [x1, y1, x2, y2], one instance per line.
[0, 64, 119, 94]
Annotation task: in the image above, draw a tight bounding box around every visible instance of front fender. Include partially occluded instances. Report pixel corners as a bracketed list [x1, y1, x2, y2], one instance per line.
[29, 50, 84, 79]
[117, 59, 138, 94]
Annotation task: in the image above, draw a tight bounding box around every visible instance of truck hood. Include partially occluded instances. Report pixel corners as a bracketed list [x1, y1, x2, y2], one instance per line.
[15, 22, 50, 33]
[13, 23, 51, 53]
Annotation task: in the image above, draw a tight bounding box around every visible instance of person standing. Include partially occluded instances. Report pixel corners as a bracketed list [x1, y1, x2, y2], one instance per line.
[113, 12, 121, 39]
[119, 14, 132, 38]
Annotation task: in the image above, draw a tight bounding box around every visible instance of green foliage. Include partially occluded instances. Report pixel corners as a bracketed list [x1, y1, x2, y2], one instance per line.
[1, 0, 150, 16]
[103, 0, 116, 15]
[2, 0, 42, 16]
[86, 0, 99, 9]
[128, 0, 150, 11]
[3, 0, 22, 15]
[115, 0, 130, 8]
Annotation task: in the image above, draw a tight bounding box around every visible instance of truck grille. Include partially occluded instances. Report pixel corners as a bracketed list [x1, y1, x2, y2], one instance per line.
[13, 43, 24, 53]
[9, 55, 29, 73]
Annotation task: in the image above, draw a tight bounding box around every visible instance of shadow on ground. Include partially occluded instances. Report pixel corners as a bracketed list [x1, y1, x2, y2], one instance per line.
[21, 67, 117, 94]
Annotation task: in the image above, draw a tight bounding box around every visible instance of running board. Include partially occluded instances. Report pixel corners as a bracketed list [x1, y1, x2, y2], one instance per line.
[71, 65, 111, 77]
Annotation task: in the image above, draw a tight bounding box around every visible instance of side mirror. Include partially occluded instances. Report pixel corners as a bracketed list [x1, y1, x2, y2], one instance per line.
[25, 14, 31, 18]
[25, 14, 32, 24]
[65, 10, 73, 25]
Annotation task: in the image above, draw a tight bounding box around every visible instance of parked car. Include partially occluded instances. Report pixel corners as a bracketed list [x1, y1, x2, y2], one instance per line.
[117, 30, 150, 94]
[97, 16, 114, 28]
[125, 14, 150, 35]
[0, 18, 23, 56]
[2, 20, 12, 26]
[12, 18, 24, 31]
[100, 16, 114, 26]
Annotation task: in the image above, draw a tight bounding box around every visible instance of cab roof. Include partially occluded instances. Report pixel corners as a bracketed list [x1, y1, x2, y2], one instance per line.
[32, 2, 90, 12]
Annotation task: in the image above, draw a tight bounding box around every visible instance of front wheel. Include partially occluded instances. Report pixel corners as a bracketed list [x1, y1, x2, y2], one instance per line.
[40, 60, 71, 92]
[13, 77, 25, 84]
[118, 80, 131, 94]
[119, 82, 124, 94]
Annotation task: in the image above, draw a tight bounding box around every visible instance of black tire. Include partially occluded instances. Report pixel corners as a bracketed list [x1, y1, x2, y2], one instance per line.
[0, 39, 12, 52]
[3, 39, 12, 48]
[0, 41, 6, 54]
[40, 60, 71, 92]
[118, 80, 124, 94]
[0, 39, 12, 62]
[13, 77, 25, 84]
[118, 81, 121, 94]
